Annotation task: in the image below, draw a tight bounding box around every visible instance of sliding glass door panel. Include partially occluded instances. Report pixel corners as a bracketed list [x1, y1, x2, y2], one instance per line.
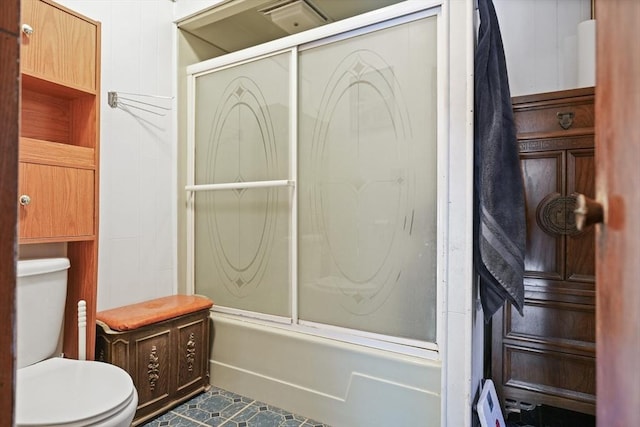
[195, 52, 290, 185]
[297, 17, 438, 341]
[194, 52, 291, 317]
[190, 13, 440, 345]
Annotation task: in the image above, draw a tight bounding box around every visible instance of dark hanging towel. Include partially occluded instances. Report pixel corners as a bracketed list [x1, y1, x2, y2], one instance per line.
[474, 0, 525, 320]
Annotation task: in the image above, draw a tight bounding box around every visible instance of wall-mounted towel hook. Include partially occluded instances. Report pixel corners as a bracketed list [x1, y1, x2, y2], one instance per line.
[107, 91, 174, 116]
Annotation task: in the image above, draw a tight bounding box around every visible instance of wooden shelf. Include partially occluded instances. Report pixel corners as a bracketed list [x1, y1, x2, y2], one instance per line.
[22, 73, 96, 97]
[21, 84, 97, 148]
[19, 235, 96, 244]
[20, 138, 95, 169]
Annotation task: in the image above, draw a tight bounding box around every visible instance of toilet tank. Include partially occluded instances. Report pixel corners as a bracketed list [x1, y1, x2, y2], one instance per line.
[16, 258, 71, 369]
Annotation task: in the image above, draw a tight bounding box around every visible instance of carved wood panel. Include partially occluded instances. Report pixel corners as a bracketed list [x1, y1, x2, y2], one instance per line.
[176, 317, 207, 392]
[134, 329, 171, 408]
[566, 149, 596, 282]
[521, 151, 564, 279]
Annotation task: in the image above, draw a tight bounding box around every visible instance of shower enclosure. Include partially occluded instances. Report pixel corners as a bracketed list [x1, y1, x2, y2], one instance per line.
[184, 2, 474, 424]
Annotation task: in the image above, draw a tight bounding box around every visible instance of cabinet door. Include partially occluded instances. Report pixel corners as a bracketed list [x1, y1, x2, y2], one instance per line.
[566, 148, 596, 282]
[176, 314, 209, 392]
[21, 0, 97, 92]
[496, 144, 596, 414]
[18, 162, 94, 240]
[134, 329, 172, 410]
[521, 150, 564, 279]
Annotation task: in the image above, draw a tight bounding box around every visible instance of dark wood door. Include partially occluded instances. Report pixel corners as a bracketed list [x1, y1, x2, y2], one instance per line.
[595, 2, 640, 426]
[492, 88, 596, 416]
[0, 0, 20, 421]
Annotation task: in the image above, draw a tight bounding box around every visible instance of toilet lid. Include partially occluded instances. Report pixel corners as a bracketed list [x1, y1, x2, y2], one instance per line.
[16, 357, 135, 427]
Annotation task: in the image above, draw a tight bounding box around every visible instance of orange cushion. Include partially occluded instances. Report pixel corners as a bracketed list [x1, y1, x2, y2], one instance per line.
[96, 295, 213, 331]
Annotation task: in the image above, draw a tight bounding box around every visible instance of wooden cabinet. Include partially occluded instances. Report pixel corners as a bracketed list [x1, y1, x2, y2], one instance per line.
[492, 87, 596, 416]
[19, 163, 94, 239]
[21, 0, 97, 91]
[19, 0, 100, 360]
[95, 296, 213, 426]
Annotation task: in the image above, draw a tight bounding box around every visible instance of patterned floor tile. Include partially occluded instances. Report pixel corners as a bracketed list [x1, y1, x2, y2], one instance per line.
[141, 411, 207, 427]
[141, 388, 332, 427]
[237, 404, 308, 427]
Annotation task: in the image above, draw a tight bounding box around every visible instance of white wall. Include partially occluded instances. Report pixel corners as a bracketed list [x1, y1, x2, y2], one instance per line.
[493, 0, 592, 96]
[55, 0, 177, 311]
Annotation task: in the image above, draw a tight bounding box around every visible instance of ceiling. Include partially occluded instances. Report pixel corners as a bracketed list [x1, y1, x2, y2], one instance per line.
[178, 0, 403, 55]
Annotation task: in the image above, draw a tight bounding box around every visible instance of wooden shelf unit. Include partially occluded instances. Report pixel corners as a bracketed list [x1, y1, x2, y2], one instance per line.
[19, 0, 101, 360]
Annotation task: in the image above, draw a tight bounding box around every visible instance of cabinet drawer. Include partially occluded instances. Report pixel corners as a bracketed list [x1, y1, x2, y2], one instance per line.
[21, 0, 97, 92]
[18, 162, 94, 240]
[503, 344, 595, 403]
[507, 300, 595, 346]
[513, 89, 594, 136]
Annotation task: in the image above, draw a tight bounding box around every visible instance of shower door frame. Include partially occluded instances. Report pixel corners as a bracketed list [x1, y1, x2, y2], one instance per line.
[184, 1, 476, 424]
[187, 1, 445, 359]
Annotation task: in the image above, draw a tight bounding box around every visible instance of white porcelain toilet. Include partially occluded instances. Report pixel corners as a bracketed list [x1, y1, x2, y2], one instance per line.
[15, 258, 138, 427]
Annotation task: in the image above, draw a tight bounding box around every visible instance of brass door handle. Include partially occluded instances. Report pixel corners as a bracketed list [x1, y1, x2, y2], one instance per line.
[574, 193, 604, 231]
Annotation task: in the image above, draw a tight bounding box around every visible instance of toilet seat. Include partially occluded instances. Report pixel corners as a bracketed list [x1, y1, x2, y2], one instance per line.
[16, 357, 136, 427]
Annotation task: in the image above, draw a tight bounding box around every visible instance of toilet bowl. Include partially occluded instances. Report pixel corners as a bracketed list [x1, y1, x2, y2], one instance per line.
[15, 258, 138, 427]
[16, 358, 138, 427]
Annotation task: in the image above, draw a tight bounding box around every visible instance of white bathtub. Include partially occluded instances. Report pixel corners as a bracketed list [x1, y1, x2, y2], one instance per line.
[208, 313, 442, 426]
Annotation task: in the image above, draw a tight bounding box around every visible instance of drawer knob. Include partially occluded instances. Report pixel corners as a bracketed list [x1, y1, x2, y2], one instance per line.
[557, 111, 575, 130]
[22, 24, 34, 36]
[19, 194, 31, 206]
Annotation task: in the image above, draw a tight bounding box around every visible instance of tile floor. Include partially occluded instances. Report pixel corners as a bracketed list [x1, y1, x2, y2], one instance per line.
[141, 387, 332, 427]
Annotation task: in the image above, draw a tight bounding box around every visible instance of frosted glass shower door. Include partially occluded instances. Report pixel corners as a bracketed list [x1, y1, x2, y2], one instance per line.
[298, 17, 438, 342]
[193, 52, 291, 318]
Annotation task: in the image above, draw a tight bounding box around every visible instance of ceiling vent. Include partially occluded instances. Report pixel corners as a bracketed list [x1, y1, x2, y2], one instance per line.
[260, 0, 329, 34]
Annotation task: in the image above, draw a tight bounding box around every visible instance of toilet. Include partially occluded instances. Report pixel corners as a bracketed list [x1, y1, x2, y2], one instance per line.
[15, 258, 138, 427]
